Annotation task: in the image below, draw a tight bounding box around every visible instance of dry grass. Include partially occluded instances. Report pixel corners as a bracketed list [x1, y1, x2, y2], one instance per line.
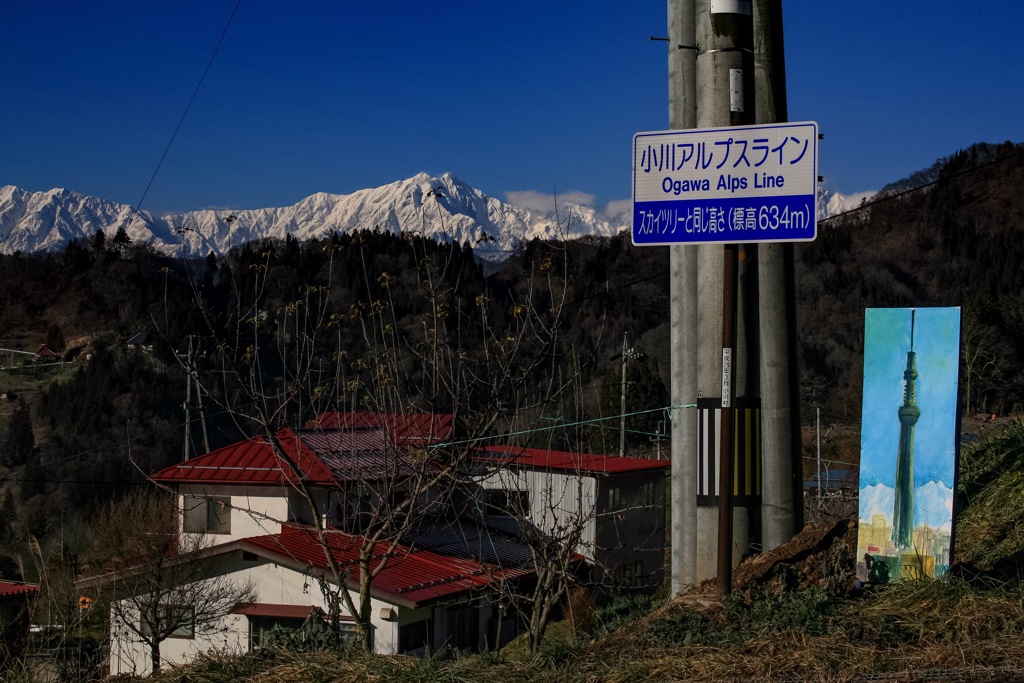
[140, 422, 1024, 683]
[139, 577, 1024, 683]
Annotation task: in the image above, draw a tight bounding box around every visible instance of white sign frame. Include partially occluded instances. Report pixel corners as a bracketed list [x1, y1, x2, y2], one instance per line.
[632, 121, 819, 246]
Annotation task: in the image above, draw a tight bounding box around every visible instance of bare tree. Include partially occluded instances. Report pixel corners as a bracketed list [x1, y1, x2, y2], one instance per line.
[511, 481, 591, 653]
[79, 491, 256, 675]
[170, 214, 601, 651]
[961, 306, 1003, 415]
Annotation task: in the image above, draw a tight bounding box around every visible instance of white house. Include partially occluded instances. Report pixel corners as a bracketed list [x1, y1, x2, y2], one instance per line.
[473, 444, 669, 593]
[78, 412, 669, 675]
[80, 413, 535, 675]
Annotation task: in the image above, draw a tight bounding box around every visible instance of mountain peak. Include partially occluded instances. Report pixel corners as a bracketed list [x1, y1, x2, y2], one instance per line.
[0, 174, 628, 260]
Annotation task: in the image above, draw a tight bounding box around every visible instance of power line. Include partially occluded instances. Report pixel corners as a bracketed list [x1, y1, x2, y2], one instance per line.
[818, 145, 1024, 225]
[125, 0, 243, 228]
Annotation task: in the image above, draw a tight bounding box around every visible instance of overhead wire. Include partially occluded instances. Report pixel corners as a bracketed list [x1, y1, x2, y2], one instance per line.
[124, 0, 243, 229]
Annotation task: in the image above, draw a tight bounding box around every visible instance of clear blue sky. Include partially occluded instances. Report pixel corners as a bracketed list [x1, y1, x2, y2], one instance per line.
[2, 2, 1021, 215]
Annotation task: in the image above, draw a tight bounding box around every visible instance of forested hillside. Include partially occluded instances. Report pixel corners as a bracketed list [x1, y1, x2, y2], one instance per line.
[0, 230, 670, 557]
[1, 140, 1022, 573]
[796, 141, 1024, 419]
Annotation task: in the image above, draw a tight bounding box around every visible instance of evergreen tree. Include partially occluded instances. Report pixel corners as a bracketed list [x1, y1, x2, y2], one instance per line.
[46, 323, 66, 352]
[111, 226, 132, 254]
[90, 229, 106, 254]
[2, 399, 35, 469]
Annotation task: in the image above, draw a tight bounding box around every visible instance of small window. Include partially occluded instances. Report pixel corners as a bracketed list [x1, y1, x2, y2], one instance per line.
[183, 496, 231, 534]
[207, 496, 231, 533]
[607, 487, 622, 511]
[141, 605, 195, 639]
[640, 481, 657, 506]
[619, 560, 644, 587]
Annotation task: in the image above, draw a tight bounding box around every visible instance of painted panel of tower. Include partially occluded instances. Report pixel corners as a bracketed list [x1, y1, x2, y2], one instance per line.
[856, 308, 961, 584]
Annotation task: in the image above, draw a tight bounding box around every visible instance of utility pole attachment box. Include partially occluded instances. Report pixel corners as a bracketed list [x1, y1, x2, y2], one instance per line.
[632, 121, 818, 246]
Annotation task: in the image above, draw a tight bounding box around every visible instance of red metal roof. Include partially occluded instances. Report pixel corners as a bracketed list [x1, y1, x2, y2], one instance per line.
[151, 428, 336, 486]
[309, 412, 456, 445]
[0, 580, 39, 599]
[475, 445, 670, 475]
[152, 425, 439, 486]
[242, 523, 533, 608]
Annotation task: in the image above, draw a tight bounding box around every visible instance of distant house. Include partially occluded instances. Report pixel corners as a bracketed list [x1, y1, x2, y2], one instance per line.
[0, 580, 39, 668]
[32, 345, 60, 364]
[473, 445, 669, 594]
[803, 468, 858, 495]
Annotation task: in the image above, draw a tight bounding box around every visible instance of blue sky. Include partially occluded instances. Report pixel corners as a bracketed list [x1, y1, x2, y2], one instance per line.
[860, 308, 961, 489]
[2, 2, 1022, 215]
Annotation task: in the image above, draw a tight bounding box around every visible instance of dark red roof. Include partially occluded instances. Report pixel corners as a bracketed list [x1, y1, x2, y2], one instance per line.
[309, 412, 456, 445]
[0, 580, 39, 599]
[152, 414, 455, 486]
[151, 428, 335, 486]
[242, 523, 533, 608]
[475, 445, 670, 475]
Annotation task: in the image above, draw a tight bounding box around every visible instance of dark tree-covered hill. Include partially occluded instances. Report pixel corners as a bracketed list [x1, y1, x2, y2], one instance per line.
[1, 140, 1022, 556]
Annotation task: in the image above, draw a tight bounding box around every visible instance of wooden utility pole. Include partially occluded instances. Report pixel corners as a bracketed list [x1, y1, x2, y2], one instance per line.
[619, 332, 639, 457]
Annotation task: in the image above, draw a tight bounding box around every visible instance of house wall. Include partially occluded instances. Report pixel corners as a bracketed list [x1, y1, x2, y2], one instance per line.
[593, 471, 667, 592]
[477, 466, 667, 594]
[178, 484, 289, 546]
[476, 467, 598, 555]
[105, 551, 500, 675]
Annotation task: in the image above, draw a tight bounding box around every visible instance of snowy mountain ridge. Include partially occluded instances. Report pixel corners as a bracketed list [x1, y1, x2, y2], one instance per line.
[1, 173, 859, 259]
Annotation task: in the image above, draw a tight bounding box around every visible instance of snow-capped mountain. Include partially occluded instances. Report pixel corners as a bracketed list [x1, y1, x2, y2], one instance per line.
[816, 186, 876, 220]
[0, 173, 626, 260]
[859, 481, 954, 533]
[0, 173, 877, 258]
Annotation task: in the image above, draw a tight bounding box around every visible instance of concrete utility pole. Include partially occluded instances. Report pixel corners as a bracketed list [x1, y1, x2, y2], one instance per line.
[667, 0, 699, 596]
[694, 0, 755, 590]
[754, 0, 803, 548]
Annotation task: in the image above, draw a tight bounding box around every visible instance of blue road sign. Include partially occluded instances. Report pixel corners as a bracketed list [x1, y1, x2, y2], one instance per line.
[632, 121, 818, 246]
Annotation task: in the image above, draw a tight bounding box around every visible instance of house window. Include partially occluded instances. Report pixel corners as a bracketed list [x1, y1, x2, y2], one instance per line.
[248, 616, 351, 648]
[620, 560, 644, 588]
[141, 605, 194, 639]
[399, 618, 433, 654]
[639, 481, 657, 506]
[183, 496, 231, 534]
[607, 487, 622, 511]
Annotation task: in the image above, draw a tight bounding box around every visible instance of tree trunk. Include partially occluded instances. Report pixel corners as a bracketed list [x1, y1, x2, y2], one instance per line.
[359, 554, 374, 652]
[150, 641, 161, 675]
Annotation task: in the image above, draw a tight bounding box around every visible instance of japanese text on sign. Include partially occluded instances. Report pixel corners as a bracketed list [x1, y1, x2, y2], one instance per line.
[632, 122, 818, 246]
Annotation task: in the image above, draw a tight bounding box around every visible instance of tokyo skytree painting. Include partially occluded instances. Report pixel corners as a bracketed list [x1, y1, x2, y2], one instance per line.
[891, 310, 920, 550]
[856, 308, 961, 584]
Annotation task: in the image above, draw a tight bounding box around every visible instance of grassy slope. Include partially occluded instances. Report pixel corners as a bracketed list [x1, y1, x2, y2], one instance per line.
[76, 422, 1024, 683]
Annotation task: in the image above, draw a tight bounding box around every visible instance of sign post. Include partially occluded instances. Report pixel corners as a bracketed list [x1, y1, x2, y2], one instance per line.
[633, 120, 818, 594]
[632, 122, 818, 246]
